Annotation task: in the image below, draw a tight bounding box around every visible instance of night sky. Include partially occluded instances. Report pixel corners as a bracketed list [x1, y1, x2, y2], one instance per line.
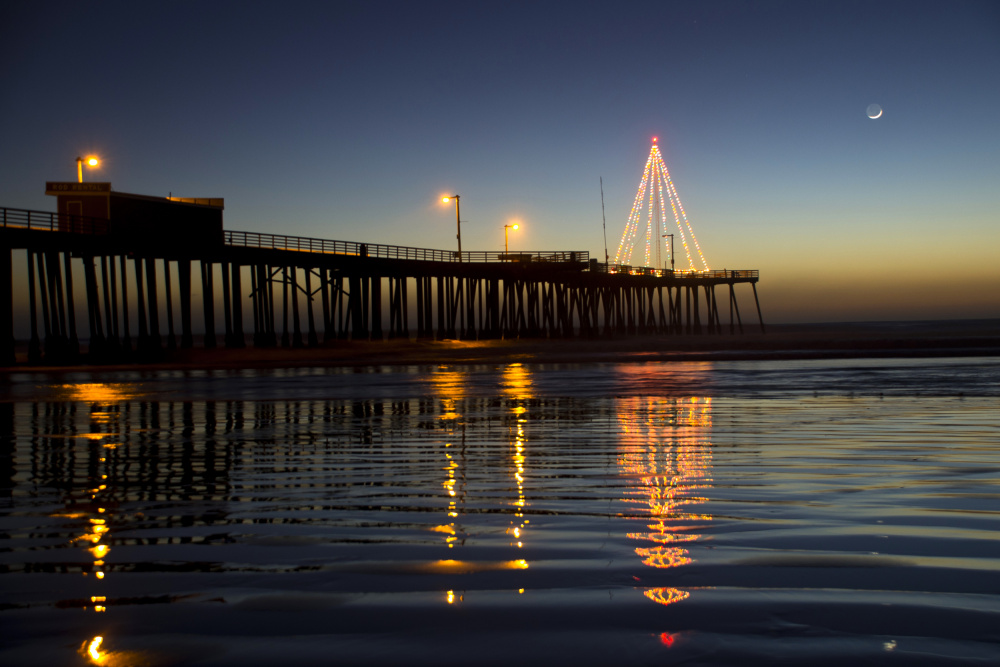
[2, 0, 998, 322]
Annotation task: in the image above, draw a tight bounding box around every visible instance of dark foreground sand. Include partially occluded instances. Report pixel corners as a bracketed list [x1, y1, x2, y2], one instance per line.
[8, 319, 998, 373]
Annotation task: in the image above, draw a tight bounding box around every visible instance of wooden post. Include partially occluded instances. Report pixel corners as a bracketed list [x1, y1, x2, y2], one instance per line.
[201, 261, 216, 349]
[752, 282, 765, 334]
[251, 263, 262, 347]
[145, 255, 161, 349]
[281, 266, 290, 348]
[101, 256, 114, 348]
[164, 259, 176, 350]
[221, 260, 234, 348]
[370, 275, 382, 341]
[64, 253, 79, 355]
[119, 255, 132, 351]
[305, 268, 317, 346]
[179, 259, 193, 349]
[83, 256, 104, 355]
[36, 253, 52, 355]
[27, 251, 41, 362]
[291, 267, 303, 348]
[320, 268, 331, 342]
[231, 263, 245, 347]
[108, 255, 119, 344]
[0, 247, 12, 365]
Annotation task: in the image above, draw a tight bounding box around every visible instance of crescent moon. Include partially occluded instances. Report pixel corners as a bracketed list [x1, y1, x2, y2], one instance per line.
[870, 109, 882, 119]
[866, 103, 883, 119]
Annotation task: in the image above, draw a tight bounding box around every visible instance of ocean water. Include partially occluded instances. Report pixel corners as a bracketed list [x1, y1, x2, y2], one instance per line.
[1, 357, 998, 666]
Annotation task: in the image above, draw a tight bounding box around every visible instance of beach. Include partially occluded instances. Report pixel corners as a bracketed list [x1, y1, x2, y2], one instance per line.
[0, 321, 998, 665]
[8, 319, 1000, 373]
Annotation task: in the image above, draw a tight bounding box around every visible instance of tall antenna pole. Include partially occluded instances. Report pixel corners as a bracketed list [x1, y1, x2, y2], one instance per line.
[600, 177, 609, 267]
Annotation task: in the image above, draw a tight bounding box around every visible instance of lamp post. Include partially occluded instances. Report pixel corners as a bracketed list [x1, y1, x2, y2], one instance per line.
[503, 223, 519, 257]
[662, 233, 674, 272]
[76, 156, 99, 183]
[442, 195, 461, 261]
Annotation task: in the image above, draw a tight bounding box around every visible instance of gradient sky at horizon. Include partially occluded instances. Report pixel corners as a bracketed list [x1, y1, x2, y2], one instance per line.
[2, 0, 998, 323]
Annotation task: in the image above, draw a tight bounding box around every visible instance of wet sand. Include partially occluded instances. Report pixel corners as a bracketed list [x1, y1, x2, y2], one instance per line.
[8, 319, 999, 372]
[1, 358, 998, 665]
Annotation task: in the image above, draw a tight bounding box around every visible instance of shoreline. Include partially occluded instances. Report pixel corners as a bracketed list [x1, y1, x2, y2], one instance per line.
[5, 319, 998, 373]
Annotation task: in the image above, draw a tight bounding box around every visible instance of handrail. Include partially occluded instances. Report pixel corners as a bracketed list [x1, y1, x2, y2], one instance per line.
[223, 229, 589, 264]
[600, 263, 758, 278]
[0, 207, 589, 263]
[0, 206, 110, 235]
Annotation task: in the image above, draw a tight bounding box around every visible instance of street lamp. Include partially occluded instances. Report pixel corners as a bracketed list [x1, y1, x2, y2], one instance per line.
[442, 195, 461, 261]
[76, 156, 100, 183]
[504, 223, 519, 256]
[662, 233, 674, 272]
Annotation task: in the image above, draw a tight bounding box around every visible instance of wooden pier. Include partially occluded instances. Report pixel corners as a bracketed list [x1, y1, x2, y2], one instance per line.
[0, 201, 762, 365]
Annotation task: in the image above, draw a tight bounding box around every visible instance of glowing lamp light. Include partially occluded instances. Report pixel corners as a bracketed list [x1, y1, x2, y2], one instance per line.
[504, 222, 521, 256]
[440, 194, 462, 260]
[76, 155, 101, 183]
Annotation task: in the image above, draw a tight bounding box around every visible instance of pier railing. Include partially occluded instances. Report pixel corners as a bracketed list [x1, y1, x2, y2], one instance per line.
[224, 229, 589, 264]
[0, 206, 110, 235]
[0, 207, 590, 264]
[598, 263, 758, 278]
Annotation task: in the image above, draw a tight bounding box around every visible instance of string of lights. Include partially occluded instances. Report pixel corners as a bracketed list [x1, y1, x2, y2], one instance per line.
[614, 138, 710, 272]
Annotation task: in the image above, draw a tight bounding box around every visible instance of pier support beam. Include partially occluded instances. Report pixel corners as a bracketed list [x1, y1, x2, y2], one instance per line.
[27, 252, 41, 362]
[305, 268, 318, 347]
[752, 283, 765, 333]
[164, 259, 176, 350]
[231, 263, 245, 347]
[119, 255, 131, 352]
[133, 258, 149, 350]
[0, 247, 12, 365]
[83, 256, 104, 356]
[221, 261, 233, 348]
[146, 256, 162, 350]
[201, 261, 216, 349]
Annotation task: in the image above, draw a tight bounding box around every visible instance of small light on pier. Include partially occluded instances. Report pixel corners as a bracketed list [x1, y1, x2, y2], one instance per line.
[76, 155, 100, 183]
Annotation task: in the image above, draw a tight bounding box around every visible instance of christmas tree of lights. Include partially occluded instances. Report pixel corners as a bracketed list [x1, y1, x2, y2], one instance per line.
[614, 137, 709, 272]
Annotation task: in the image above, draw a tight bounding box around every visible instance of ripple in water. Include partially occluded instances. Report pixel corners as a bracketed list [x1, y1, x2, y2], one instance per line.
[0, 358, 998, 665]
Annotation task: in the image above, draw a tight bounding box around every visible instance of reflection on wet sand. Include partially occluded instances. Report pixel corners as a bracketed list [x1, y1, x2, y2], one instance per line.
[431, 366, 468, 567]
[505, 364, 531, 570]
[9, 369, 665, 661]
[618, 393, 713, 606]
[434, 363, 534, 602]
[40, 384, 151, 665]
[1, 361, 996, 666]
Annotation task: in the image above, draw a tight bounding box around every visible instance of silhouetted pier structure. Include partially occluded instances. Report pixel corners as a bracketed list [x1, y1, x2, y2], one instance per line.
[0, 187, 762, 364]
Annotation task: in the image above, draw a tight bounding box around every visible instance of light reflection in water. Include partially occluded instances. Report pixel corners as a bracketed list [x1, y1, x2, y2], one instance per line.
[507, 418, 528, 550]
[619, 395, 713, 606]
[50, 383, 137, 651]
[431, 367, 468, 561]
[430, 366, 466, 421]
[501, 363, 534, 400]
[504, 364, 531, 567]
[55, 382, 142, 404]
